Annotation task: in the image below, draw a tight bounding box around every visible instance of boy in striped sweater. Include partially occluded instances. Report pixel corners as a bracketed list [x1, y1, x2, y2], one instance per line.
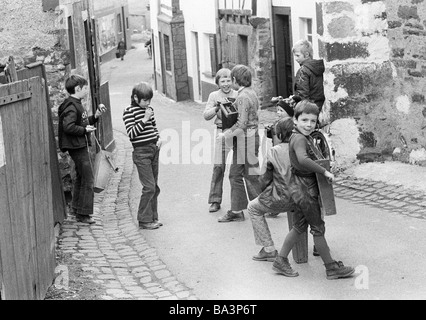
[123, 82, 162, 230]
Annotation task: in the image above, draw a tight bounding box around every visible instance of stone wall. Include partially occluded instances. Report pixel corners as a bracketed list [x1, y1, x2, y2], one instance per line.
[319, 0, 426, 169]
[0, 0, 94, 194]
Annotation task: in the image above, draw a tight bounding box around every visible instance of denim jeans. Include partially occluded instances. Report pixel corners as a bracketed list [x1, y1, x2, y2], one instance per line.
[133, 144, 160, 223]
[68, 147, 94, 217]
[229, 130, 262, 211]
[247, 198, 275, 248]
[208, 130, 231, 204]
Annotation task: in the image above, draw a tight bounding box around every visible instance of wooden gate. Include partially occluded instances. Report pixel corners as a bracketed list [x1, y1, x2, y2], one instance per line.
[0, 77, 56, 300]
[0, 61, 67, 224]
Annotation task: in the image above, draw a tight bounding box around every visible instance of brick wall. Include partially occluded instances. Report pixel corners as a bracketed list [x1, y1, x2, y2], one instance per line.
[320, 0, 426, 168]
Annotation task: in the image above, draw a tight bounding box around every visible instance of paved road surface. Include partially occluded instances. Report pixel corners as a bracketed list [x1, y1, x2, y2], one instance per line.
[100, 42, 426, 300]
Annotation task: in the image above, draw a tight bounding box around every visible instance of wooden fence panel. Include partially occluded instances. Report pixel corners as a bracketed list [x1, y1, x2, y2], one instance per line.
[17, 63, 66, 224]
[99, 81, 115, 152]
[30, 78, 55, 299]
[0, 77, 55, 300]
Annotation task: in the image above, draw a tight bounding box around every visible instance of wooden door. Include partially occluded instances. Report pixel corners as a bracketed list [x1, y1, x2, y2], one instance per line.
[273, 7, 294, 98]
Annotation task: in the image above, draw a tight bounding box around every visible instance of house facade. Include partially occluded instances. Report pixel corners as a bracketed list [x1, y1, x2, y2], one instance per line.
[149, 0, 319, 105]
[150, 0, 426, 169]
[93, 0, 132, 63]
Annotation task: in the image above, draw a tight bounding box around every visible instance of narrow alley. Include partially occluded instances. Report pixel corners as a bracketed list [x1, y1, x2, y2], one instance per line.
[47, 42, 426, 301]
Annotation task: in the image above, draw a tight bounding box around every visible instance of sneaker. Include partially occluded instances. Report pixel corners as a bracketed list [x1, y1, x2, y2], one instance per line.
[209, 202, 221, 212]
[76, 216, 95, 225]
[154, 220, 163, 227]
[313, 245, 320, 257]
[272, 256, 299, 277]
[325, 261, 355, 280]
[218, 210, 245, 223]
[252, 248, 278, 262]
[139, 222, 160, 230]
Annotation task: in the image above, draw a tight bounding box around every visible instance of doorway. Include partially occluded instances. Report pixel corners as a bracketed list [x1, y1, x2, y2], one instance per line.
[272, 7, 293, 98]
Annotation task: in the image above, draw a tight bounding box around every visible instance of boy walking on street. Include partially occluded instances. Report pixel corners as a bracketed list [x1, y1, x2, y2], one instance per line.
[58, 74, 107, 224]
[292, 39, 325, 112]
[203, 68, 238, 213]
[273, 100, 355, 279]
[248, 118, 295, 261]
[123, 82, 163, 230]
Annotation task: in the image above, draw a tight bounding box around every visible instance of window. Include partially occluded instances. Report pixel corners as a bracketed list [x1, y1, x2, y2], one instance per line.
[117, 13, 122, 33]
[300, 18, 313, 44]
[164, 34, 171, 71]
[227, 33, 248, 68]
[238, 35, 248, 66]
[68, 16, 76, 69]
[126, 17, 129, 29]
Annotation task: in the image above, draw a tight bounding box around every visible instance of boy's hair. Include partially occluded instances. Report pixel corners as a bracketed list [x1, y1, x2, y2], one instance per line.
[277, 100, 294, 117]
[132, 82, 154, 103]
[65, 74, 88, 94]
[275, 117, 294, 143]
[215, 68, 232, 86]
[294, 100, 320, 119]
[292, 39, 313, 58]
[231, 64, 252, 87]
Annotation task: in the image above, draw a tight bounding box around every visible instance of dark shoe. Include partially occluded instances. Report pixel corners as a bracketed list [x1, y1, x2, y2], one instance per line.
[253, 248, 278, 262]
[209, 202, 221, 212]
[139, 222, 159, 230]
[266, 212, 280, 218]
[218, 210, 245, 223]
[325, 261, 355, 280]
[313, 245, 320, 257]
[272, 256, 299, 277]
[76, 216, 95, 225]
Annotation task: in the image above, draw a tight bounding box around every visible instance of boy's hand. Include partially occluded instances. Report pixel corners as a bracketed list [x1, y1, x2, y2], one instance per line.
[157, 139, 163, 149]
[144, 106, 154, 121]
[324, 171, 334, 184]
[85, 125, 96, 133]
[95, 104, 107, 118]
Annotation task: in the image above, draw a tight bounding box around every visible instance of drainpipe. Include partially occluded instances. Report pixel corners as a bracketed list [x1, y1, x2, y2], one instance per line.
[215, 0, 222, 68]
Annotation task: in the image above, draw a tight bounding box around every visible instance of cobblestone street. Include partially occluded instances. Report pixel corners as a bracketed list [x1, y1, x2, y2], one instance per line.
[54, 132, 197, 300]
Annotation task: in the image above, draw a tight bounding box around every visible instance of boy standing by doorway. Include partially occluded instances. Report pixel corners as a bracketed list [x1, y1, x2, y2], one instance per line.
[58, 74, 107, 224]
[292, 39, 325, 112]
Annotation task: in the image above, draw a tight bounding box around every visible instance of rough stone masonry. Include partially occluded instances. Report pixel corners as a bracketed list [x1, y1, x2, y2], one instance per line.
[318, 0, 426, 169]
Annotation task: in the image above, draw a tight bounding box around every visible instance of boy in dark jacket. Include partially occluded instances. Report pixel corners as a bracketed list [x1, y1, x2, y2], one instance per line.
[273, 101, 354, 280]
[292, 39, 325, 112]
[58, 74, 106, 224]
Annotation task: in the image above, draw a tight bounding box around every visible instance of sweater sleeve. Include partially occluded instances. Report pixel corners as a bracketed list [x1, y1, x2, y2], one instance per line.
[293, 135, 326, 174]
[203, 92, 219, 121]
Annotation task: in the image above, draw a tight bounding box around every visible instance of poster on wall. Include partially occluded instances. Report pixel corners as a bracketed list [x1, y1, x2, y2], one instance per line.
[98, 14, 118, 55]
[0, 115, 5, 168]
